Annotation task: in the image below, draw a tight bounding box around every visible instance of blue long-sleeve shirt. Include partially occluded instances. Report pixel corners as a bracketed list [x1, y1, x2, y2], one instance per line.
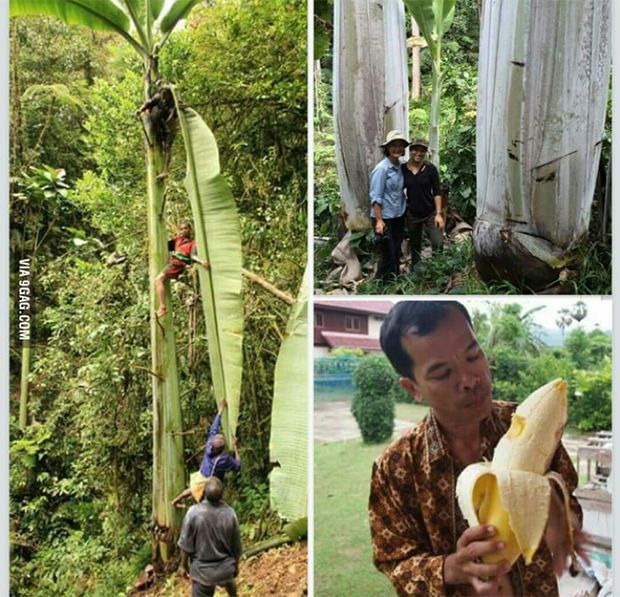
[199, 412, 241, 480]
[369, 157, 406, 219]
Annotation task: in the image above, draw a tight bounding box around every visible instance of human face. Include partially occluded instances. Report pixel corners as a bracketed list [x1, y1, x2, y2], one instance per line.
[179, 223, 192, 238]
[410, 145, 427, 164]
[387, 140, 407, 162]
[399, 307, 493, 429]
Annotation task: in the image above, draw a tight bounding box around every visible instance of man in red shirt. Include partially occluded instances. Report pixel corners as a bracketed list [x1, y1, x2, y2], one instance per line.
[155, 221, 208, 317]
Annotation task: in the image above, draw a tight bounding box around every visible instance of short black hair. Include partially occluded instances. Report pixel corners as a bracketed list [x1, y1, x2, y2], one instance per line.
[204, 477, 224, 503]
[380, 301, 472, 379]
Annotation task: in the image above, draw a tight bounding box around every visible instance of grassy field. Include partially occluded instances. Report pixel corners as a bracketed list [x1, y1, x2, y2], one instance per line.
[314, 439, 395, 597]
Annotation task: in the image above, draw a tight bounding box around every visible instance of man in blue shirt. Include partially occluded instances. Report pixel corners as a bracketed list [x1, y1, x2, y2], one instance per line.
[369, 130, 408, 281]
[172, 400, 241, 507]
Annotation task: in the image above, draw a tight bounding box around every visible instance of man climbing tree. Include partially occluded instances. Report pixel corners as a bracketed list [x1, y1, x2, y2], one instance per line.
[172, 399, 241, 508]
[155, 221, 209, 318]
[135, 85, 179, 180]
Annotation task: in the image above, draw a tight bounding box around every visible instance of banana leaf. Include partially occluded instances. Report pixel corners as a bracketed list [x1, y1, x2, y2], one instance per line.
[173, 93, 243, 444]
[10, 0, 130, 33]
[159, 0, 202, 33]
[10, 0, 145, 55]
[269, 266, 308, 520]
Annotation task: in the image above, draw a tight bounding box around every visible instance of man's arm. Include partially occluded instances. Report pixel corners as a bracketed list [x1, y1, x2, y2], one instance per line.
[369, 166, 387, 235]
[206, 400, 226, 442]
[179, 550, 191, 576]
[431, 167, 444, 230]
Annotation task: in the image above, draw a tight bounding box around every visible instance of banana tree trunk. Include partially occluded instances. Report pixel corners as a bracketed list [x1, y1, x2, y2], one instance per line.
[333, 0, 408, 231]
[410, 17, 420, 99]
[474, 0, 611, 289]
[428, 62, 441, 168]
[144, 64, 185, 565]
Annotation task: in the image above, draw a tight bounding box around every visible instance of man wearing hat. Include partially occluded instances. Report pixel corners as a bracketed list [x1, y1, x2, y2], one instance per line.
[402, 138, 444, 270]
[369, 130, 409, 281]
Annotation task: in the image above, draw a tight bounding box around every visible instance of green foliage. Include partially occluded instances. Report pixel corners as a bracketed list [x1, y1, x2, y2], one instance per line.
[351, 357, 395, 443]
[569, 359, 612, 431]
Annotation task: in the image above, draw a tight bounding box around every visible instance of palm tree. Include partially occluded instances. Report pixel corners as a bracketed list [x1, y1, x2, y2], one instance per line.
[474, 0, 611, 289]
[10, 0, 243, 564]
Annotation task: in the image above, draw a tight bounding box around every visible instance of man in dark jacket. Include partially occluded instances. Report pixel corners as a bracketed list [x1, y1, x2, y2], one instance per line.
[178, 477, 242, 597]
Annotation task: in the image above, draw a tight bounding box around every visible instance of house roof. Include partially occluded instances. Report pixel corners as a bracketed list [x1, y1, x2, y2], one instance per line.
[314, 300, 395, 317]
[320, 331, 382, 351]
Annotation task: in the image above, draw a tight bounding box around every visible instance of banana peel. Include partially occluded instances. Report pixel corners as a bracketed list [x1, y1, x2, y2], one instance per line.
[456, 379, 573, 566]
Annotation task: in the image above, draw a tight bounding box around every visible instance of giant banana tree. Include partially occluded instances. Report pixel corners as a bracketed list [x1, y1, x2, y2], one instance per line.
[333, 0, 408, 231]
[474, 0, 611, 289]
[404, 0, 456, 168]
[10, 0, 243, 565]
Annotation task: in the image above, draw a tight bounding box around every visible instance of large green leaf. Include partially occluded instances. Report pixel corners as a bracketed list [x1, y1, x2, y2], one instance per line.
[10, 0, 130, 32]
[173, 94, 243, 443]
[10, 0, 146, 55]
[269, 266, 308, 520]
[150, 0, 165, 20]
[405, 0, 437, 58]
[159, 0, 201, 33]
[433, 0, 456, 37]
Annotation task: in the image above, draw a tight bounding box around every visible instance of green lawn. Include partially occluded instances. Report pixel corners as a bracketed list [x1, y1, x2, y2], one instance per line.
[314, 439, 396, 597]
[394, 401, 429, 423]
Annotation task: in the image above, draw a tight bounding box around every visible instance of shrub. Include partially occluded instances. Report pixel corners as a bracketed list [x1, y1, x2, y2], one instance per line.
[351, 357, 395, 443]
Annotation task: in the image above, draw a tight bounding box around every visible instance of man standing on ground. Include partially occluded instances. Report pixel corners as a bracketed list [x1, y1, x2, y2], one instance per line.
[178, 477, 242, 597]
[402, 140, 444, 270]
[369, 301, 586, 596]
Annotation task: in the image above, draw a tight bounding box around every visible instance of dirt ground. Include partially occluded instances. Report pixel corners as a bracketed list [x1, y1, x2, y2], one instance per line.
[140, 542, 307, 596]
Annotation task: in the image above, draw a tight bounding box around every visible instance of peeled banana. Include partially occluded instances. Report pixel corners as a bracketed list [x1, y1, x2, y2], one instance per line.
[456, 379, 572, 565]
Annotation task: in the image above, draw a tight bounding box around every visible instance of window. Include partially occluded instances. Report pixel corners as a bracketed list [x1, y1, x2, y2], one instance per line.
[315, 311, 324, 327]
[345, 315, 361, 331]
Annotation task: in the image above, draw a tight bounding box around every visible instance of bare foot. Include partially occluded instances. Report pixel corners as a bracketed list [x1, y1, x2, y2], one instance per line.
[156, 305, 168, 318]
[156, 171, 169, 181]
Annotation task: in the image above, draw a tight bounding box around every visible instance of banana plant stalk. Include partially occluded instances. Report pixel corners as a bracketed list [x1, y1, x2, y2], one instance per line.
[10, 0, 206, 565]
[404, 0, 456, 168]
[474, 0, 611, 289]
[333, 0, 408, 231]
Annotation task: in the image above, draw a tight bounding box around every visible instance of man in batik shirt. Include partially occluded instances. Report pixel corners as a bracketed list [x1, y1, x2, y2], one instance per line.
[369, 301, 586, 596]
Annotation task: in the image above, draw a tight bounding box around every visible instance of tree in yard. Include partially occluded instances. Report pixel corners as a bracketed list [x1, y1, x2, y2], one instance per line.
[10, 0, 243, 565]
[474, 0, 611, 289]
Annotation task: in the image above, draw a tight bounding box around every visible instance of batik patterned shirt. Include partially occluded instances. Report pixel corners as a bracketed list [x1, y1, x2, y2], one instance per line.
[369, 400, 581, 597]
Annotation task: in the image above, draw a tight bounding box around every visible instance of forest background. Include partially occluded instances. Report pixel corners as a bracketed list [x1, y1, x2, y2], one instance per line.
[9, 1, 306, 595]
[314, 0, 612, 295]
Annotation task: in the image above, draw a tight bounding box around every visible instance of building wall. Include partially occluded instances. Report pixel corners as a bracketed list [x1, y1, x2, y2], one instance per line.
[368, 315, 384, 338]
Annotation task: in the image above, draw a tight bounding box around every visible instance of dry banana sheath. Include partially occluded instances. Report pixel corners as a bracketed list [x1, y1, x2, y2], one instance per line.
[456, 379, 574, 565]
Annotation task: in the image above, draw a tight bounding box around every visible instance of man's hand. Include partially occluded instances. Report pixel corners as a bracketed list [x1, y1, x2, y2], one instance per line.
[219, 399, 227, 413]
[201, 259, 210, 270]
[375, 218, 386, 235]
[443, 525, 512, 595]
[434, 213, 445, 231]
[545, 486, 590, 576]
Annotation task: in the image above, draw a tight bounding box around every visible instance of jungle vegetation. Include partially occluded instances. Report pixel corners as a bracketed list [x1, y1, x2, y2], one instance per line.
[9, 1, 307, 594]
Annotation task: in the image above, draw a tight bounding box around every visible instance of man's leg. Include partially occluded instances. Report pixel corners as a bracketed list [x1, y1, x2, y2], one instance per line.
[191, 581, 215, 597]
[406, 217, 424, 270]
[391, 216, 405, 276]
[155, 271, 169, 317]
[371, 218, 393, 282]
[223, 580, 238, 596]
